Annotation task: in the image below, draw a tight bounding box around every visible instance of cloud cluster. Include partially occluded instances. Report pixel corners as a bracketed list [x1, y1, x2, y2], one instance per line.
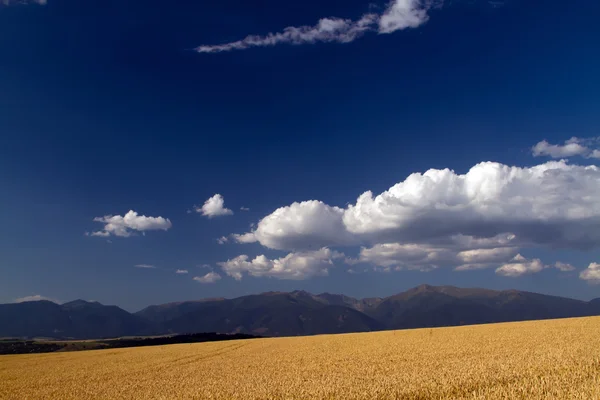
[218, 159, 600, 280]
[194, 272, 222, 284]
[533, 137, 600, 159]
[347, 233, 519, 272]
[196, 0, 432, 53]
[580, 263, 600, 284]
[196, 194, 233, 218]
[14, 295, 58, 303]
[90, 210, 172, 238]
[235, 161, 600, 252]
[218, 248, 343, 280]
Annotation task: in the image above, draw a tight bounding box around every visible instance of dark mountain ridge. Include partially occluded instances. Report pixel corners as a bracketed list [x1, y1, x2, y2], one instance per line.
[2, 285, 600, 339]
[0, 299, 156, 339]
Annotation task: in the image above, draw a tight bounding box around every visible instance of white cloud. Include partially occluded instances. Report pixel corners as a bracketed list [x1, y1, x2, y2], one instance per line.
[90, 231, 110, 237]
[14, 295, 58, 303]
[248, 200, 353, 250]
[554, 261, 576, 272]
[234, 160, 600, 252]
[218, 248, 343, 280]
[495, 254, 547, 277]
[240, 207, 250, 211]
[231, 232, 258, 244]
[457, 247, 519, 264]
[196, 194, 233, 218]
[91, 210, 172, 238]
[176, 269, 189, 274]
[194, 272, 222, 284]
[196, 0, 431, 53]
[379, 0, 430, 33]
[135, 264, 156, 269]
[219, 233, 258, 244]
[580, 263, 600, 283]
[532, 137, 600, 159]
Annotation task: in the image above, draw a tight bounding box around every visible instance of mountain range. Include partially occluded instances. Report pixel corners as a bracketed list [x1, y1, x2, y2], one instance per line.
[2, 285, 600, 339]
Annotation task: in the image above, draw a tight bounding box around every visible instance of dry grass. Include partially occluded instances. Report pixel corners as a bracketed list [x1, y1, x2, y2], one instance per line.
[1, 316, 600, 399]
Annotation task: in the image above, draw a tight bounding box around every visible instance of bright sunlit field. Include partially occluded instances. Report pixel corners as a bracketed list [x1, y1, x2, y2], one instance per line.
[2, 317, 600, 399]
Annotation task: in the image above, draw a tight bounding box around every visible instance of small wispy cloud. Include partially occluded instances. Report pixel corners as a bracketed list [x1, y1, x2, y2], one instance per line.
[487, 0, 505, 8]
[217, 236, 229, 245]
[134, 264, 157, 269]
[240, 207, 250, 211]
[194, 272, 222, 284]
[1, 0, 46, 5]
[555, 262, 576, 272]
[196, 0, 434, 53]
[175, 269, 189, 274]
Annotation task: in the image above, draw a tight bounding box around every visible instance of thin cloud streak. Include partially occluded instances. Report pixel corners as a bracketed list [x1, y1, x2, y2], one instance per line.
[1, 0, 46, 5]
[134, 264, 157, 269]
[196, 0, 432, 53]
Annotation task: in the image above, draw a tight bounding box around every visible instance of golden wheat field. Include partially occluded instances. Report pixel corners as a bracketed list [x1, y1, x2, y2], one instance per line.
[1, 317, 600, 400]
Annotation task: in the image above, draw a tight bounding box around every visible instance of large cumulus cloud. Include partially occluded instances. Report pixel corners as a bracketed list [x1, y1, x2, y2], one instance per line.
[235, 160, 600, 252]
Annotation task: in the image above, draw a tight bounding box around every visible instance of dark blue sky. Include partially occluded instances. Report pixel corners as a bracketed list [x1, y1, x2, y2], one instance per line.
[1, 0, 599, 311]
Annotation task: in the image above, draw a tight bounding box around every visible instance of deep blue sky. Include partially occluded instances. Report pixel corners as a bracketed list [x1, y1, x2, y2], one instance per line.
[1, 0, 599, 311]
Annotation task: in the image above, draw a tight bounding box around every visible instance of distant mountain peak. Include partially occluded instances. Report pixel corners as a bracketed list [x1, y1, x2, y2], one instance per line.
[290, 290, 312, 297]
[415, 284, 435, 291]
[260, 291, 286, 296]
[61, 299, 102, 309]
[63, 299, 91, 306]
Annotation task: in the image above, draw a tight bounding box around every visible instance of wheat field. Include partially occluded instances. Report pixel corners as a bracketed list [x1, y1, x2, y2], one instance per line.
[1, 317, 600, 399]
